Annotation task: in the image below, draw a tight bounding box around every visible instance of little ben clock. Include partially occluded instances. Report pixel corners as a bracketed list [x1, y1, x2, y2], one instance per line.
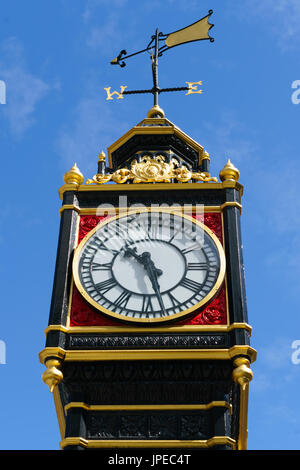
[72, 208, 226, 324]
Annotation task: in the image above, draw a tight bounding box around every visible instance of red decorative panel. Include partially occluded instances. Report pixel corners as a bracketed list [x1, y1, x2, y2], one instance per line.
[70, 284, 117, 326]
[193, 212, 223, 243]
[78, 215, 111, 244]
[182, 282, 227, 325]
[69, 212, 227, 327]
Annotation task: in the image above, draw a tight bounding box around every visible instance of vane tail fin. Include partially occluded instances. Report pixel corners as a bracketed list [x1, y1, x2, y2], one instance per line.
[165, 10, 214, 48]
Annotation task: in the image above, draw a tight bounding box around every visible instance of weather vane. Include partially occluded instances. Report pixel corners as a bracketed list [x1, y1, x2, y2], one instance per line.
[104, 10, 214, 106]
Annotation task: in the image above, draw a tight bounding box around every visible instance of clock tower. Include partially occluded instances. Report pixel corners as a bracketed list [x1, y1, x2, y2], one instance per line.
[39, 104, 256, 451]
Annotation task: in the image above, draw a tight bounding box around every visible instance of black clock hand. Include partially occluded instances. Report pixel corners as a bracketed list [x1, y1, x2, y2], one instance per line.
[124, 247, 166, 315]
[123, 245, 141, 261]
[124, 246, 163, 277]
[140, 252, 167, 316]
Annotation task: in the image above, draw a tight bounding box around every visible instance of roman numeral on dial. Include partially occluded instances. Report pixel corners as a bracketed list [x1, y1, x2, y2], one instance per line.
[91, 262, 112, 271]
[181, 243, 202, 255]
[180, 277, 202, 293]
[95, 278, 117, 294]
[167, 292, 181, 309]
[187, 262, 208, 271]
[90, 239, 118, 255]
[142, 295, 154, 313]
[114, 290, 132, 308]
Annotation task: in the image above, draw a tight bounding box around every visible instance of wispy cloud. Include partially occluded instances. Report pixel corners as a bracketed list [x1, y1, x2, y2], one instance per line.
[0, 37, 50, 138]
[251, 336, 299, 395]
[230, 0, 300, 49]
[82, 0, 129, 52]
[55, 92, 130, 175]
[200, 110, 259, 173]
[82, 0, 127, 23]
[86, 15, 122, 54]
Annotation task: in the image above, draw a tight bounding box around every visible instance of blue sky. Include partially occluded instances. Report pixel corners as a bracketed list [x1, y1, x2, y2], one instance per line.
[0, 0, 300, 450]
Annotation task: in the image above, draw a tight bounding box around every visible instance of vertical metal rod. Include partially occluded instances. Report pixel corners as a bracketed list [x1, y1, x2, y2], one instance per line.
[152, 28, 159, 106]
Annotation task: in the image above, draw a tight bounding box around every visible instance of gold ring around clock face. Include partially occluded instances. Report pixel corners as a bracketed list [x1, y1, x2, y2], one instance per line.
[72, 208, 226, 324]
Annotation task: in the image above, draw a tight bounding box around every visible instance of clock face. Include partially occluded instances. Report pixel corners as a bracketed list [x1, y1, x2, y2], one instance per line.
[73, 209, 226, 324]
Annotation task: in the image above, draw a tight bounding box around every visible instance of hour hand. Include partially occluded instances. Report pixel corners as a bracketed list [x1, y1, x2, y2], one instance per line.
[123, 247, 162, 276]
[123, 245, 139, 259]
[140, 252, 163, 277]
[140, 253, 167, 315]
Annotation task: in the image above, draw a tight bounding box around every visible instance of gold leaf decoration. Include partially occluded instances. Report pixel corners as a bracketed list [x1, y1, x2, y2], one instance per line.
[86, 155, 217, 185]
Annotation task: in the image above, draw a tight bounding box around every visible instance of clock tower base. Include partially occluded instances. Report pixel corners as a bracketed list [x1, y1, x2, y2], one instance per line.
[39, 352, 254, 450]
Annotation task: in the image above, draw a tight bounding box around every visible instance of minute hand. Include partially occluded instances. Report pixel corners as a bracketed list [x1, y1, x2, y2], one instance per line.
[141, 253, 167, 316]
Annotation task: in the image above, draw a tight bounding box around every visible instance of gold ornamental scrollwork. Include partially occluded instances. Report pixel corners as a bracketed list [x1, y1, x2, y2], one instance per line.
[86, 155, 218, 185]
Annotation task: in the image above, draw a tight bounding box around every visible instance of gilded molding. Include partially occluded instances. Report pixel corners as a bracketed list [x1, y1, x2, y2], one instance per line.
[60, 436, 236, 450]
[232, 357, 253, 450]
[39, 345, 257, 364]
[53, 387, 66, 439]
[85, 154, 218, 185]
[58, 202, 242, 216]
[44, 322, 252, 336]
[58, 181, 244, 200]
[58, 204, 80, 216]
[220, 201, 242, 214]
[64, 401, 232, 415]
[39, 346, 66, 365]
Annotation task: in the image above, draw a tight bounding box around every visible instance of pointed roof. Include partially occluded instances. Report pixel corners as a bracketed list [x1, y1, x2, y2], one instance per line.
[107, 105, 208, 171]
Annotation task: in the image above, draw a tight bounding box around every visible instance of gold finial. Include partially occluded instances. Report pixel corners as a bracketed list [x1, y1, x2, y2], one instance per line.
[232, 357, 253, 390]
[147, 105, 165, 119]
[42, 358, 63, 393]
[219, 159, 240, 182]
[98, 151, 106, 162]
[63, 163, 84, 185]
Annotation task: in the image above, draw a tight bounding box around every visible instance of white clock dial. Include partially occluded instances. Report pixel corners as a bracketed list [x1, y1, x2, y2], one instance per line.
[73, 209, 226, 323]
